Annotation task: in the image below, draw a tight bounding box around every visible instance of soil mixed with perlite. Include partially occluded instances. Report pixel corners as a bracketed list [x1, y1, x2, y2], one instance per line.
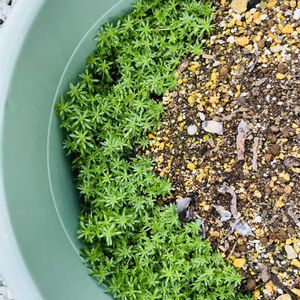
[147, 1, 300, 299]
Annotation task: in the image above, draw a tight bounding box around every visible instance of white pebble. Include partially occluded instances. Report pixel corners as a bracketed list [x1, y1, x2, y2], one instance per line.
[253, 215, 262, 223]
[187, 125, 198, 136]
[227, 36, 235, 44]
[199, 112, 206, 121]
[285, 10, 292, 16]
[264, 49, 271, 55]
[285, 245, 297, 259]
[270, 45, 283, 53]
[277, 289, 283, 295]
[213, 61, 221, 67]
[233, 13, 242, 20]
[294, 8, 300, 20]
[261, 14, 268, 20]
[284, 54, 291, 61]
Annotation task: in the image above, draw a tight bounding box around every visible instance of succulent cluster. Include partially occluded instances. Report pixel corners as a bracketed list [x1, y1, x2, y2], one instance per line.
[57, 0, 249, 299]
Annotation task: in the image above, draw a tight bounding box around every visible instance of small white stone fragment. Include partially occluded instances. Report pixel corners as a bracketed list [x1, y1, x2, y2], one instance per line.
[253, 215, 262, 223]
[284, 245, 297, 260]
[220, 21, 226, 27]
[213, 61, 221, 67]
[294, 8, 300, 20]
[199, 112, 206, 121]
[261, 14, 268, 20]
[277, 289, 283, 295]
[235, 221, 255, 237]
[202, 121, 223, 135]
[264, 49, 271, 56]
[227, 36, 235, 44]
[176, 198, 191, 213]
[285, 10, 292, 16]
[187, 124, 198, 136]
[270, 45, 283, 53]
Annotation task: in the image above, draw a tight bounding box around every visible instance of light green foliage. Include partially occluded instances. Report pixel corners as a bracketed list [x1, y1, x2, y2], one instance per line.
[57, 0, 250, 299]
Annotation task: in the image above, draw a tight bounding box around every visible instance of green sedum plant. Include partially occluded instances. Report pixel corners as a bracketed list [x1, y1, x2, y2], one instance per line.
[57, 0, 250, 299]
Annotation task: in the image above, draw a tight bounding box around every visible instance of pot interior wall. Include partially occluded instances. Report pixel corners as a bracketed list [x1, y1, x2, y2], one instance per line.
[3, 0, 133, 299]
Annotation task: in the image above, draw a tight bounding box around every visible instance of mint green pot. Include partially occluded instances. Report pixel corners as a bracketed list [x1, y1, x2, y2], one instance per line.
[0, 1, 133, 299]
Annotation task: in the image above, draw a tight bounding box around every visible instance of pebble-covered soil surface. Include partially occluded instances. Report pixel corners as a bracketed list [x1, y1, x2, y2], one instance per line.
[0, 280, 13, 300]
[0, 0, 16, 27]
[146, 0, 300, 299]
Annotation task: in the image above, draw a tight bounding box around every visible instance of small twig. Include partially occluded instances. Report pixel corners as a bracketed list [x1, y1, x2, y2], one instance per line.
[236, 119, 248, 161]
[252, 137, 259, 172]
[222, 107, 249, 122]
[248, 56, 259, 73]
[253, 77, 268, 87]
[227, 241, 237, 258]
[208, 138, 215, 149]
[202, 53, 215, 60]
